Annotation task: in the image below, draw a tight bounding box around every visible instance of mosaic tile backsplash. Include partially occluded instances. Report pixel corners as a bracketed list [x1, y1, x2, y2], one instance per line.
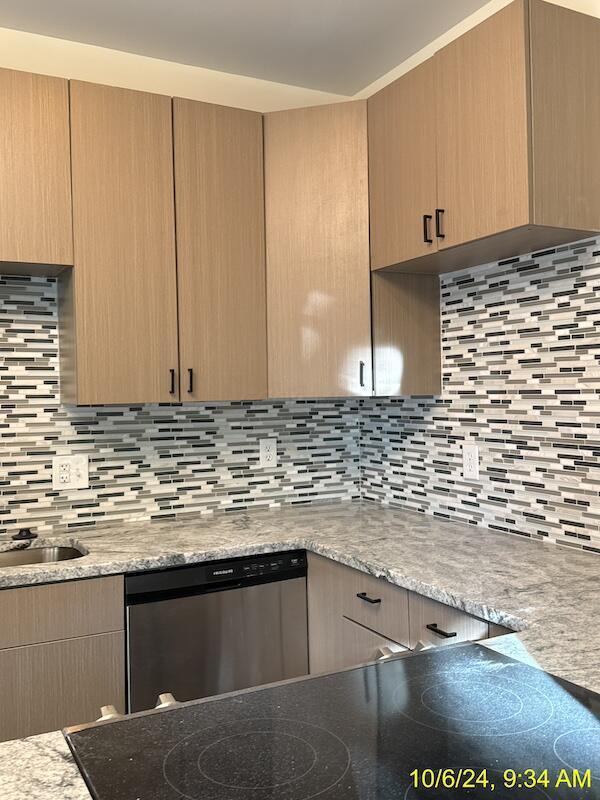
[1, 236, 599, 552]
[0, 274, 360, 534]
[362, 238, 600, 554]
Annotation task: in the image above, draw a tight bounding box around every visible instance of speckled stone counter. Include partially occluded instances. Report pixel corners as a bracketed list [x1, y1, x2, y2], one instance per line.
[0, 732, 90, 800]
[0, 500, 598, 800]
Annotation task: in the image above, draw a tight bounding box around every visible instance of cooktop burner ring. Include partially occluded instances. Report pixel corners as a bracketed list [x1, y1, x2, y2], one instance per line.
[162, 716, 352, 800]
[553, 726, 600, 780]
[393, 668, 554, 737]
[195, 730, 318, 789]
[419, 680, 524, 723]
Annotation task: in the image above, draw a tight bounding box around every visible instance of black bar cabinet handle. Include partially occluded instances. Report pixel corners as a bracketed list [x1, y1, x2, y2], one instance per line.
[187, 368, 194, 394]
[426, 622, 457, 639]
[359, 360, 365, 388]
[435, 208, 445, 239]
[357, 591, 381, 605]
[169, 369, 176, 395]
[423, 214, 433, 244]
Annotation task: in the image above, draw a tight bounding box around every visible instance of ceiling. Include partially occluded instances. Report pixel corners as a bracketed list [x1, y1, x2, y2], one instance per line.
[0, 0, 490, 94]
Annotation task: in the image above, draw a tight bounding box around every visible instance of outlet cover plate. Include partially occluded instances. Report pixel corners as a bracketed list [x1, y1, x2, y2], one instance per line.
[259, 438, 278, 468]
[462, 444, 480, 481]
[52, 455, 89, 490]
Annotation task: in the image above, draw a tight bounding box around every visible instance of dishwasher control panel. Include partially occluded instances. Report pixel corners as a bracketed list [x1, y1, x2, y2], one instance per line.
[126, 550, 307, 599]
[205, 551, 306, 583]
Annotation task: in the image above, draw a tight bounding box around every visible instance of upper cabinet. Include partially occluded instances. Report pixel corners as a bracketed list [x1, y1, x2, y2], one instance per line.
[435, 0, 530, 250]
[173, 99, 267, 402]
[368, 59, 438, 267]
[0, 68, 72, 271]
[264, 101, 372, 398]
[369, 0, 600, 273]
[63, 82, 179, 404]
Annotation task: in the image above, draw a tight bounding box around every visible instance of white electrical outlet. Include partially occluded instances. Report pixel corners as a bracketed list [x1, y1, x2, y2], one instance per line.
[52, 455, 89, 490]
[259, 438, 278, 468]
[462, 444, 480, 481]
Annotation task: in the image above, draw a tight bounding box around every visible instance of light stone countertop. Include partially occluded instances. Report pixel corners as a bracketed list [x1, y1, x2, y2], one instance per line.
[0, 500, 598, 800]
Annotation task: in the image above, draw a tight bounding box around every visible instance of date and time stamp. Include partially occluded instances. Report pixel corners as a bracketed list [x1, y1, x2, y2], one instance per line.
[409, 767, 593, 792]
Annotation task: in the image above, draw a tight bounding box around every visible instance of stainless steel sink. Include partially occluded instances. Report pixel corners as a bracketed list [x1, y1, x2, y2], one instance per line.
[0, 546, 84, 567]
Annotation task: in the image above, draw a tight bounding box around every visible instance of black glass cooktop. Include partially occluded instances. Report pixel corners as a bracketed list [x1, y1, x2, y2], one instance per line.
[66, 644, 600, 799]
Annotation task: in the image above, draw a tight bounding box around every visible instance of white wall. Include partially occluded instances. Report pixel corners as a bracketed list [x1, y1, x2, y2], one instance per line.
[0, 0, 597, 111]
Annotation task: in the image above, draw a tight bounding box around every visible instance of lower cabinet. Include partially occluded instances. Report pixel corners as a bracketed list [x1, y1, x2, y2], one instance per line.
[0, 576, 125, 742]
[307, 553, 410, 674]
[308, 553, 491, 675]
[0, 631, 124, 742]
[408, 593, 489, 650]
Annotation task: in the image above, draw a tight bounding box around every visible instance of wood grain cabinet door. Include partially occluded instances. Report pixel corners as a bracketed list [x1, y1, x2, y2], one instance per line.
[173, 99, 267, 401]
[0, 68, 72, 268]
[0, 632, 125, 742]
[435, 0, 530, 249]
[67, 81, 179, 404]
[264, 101, 372, 398]
[368, 59, 438, 270]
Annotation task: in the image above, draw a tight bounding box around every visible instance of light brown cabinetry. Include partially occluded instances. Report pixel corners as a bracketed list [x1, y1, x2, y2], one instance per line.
[307, 553, 409, 674]
[371, 273, 441, 396]
[0, 632, 124, 743]
[0, 68, 72, 272]
[308, 553, 492, 673]
[62, 81, 179, 404]
[408, 593, 489, 649]
[368, 59, 438, 267]
[0, 576, 125, 742]
[369, 0, 600, 274]
[264, 101, 372, 398]
[173, 99, 267, 401]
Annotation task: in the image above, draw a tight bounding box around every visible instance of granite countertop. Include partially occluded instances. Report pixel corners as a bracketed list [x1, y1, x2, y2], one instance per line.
[0, 500, 599, 800]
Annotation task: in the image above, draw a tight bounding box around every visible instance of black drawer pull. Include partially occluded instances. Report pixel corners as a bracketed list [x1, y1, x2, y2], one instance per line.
[423, 214, 433, 244]
[187, 368, 194, 394]
[426, 623, 457, 639]
[357, 592, 381, 605]
[169, 369, 176, 395]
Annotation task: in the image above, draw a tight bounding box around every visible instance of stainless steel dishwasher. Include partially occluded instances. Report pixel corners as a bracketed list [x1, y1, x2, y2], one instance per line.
[125, 550, 308, 712]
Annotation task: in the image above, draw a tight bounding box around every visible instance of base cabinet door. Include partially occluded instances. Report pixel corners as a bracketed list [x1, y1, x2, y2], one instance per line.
[311, 616, 407, 675]
[0, 631, 125, 742]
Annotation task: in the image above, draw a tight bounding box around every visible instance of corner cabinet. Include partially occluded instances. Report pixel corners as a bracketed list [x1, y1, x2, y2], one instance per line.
[62, 81, 179, 405]
[264, 102, 373, 398]
[173, 99, 267, 401]
[369, 0, 600, 273]
[0, 68, 72, 272]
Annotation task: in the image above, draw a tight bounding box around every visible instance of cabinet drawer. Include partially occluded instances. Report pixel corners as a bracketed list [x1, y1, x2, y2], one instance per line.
[409, 593, 489, 649]
[342, 570, 409, 647]
[0, 631, 125, 742]
[0, 576, 124, 649]
[307, 553, 409, 647]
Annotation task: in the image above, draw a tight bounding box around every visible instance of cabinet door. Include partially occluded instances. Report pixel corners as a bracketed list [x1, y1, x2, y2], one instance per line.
[435, 0, 530, 248]
[264, 101, 372, 398]
[67, 81, 179, 404]
[0, 631, 124, 742]
[173, 99, 267, 401]
[312, 616, 406, 675]
[409, 593, 489, 650]
[0, 69, 72, 268]
[368, 59, 438, 269]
